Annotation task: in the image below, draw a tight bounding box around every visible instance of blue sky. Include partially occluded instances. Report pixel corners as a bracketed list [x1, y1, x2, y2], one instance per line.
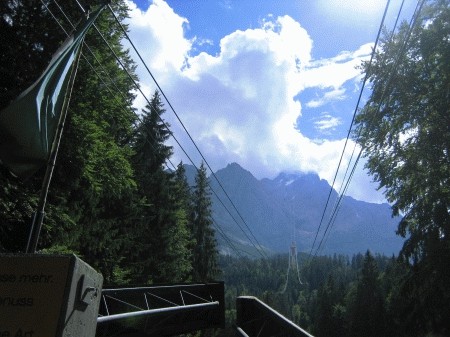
[125, 0, 417, 203]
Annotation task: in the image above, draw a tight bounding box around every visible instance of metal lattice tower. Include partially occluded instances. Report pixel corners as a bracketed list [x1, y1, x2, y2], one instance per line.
[282, 241, 303, 293]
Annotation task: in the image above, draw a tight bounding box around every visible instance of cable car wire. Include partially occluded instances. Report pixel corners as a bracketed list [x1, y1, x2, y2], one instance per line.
[43, 0, 250, 259]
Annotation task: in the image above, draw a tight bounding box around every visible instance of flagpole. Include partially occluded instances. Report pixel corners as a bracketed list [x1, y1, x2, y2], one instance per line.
[25, 42, 84, 254]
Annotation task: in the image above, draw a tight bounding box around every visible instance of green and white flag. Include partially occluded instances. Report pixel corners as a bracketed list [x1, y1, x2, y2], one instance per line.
[0, 5, 105, 180]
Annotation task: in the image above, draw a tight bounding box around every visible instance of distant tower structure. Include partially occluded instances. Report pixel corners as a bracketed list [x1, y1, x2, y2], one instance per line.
[282, 240, 303, 293]
[290, 241, 298, 270]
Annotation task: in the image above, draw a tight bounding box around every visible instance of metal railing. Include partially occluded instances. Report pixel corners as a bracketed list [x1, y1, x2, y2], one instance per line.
[236, 296, 314, 337]
[96, 282, 224, 336]
[95, 285, 314, 336]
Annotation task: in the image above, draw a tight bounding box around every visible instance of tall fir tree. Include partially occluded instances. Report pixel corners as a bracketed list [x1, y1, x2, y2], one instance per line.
[314, 275, 347, 337]
[174, 162, 193, 220]
[160, 162, 194, 282]
[173, 162, 195, 280]
[131, 91, 192, 283]
[191, 162, 218, 282]
[347, 251, 386, 337]
[131, 90, 172, 283]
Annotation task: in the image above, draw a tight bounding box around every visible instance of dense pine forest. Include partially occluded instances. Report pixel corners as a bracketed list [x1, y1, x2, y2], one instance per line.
[0, 0, 218, 285]
[0, 1, 449, 337]
[218, 252, 412, 337]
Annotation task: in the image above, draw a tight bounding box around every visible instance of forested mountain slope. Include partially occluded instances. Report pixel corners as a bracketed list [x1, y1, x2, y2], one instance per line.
[186, 163, 403, 256]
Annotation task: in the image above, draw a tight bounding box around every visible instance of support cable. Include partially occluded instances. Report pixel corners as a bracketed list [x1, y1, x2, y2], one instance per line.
[45, 0, 246, 259]
[212, 218, 245, 259]
[307, 0, 391, 263]
[47, 0, 132, 106]
[330, 0, 406, 218]
[281, 255, 291, 294]
[78, 0, 267, 260]
[108, 5, 269, 260]
[310, 0, 426, 260]
[314, 151, 362, 258]
[49, 0, 188, 210]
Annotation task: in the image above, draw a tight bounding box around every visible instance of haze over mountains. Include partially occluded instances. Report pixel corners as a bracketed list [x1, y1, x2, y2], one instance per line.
[185, 162, 404, 257]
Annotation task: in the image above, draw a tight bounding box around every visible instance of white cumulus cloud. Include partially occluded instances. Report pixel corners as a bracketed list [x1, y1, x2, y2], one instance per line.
[124, 1, 384, 203]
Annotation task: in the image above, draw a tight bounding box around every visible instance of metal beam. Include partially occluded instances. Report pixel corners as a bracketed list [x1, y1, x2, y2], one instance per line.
[96, 282, 224, 337]
[236, 326, 250, 337]
[236, 296, 314, 337]
[97, 301, 219, 323]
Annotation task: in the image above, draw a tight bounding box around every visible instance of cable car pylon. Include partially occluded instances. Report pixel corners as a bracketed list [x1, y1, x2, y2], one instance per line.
[281, 240, 303, 293]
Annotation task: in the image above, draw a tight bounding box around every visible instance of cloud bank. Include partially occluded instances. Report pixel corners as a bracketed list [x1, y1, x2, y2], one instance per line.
[124, 0, 385, 203]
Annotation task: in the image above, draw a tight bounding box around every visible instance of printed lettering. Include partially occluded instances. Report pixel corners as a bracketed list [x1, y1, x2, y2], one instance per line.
[18, 274, 52, 283]
[0, 274, 16, 282]
[14, 329, 34, 337]
[0, 297, 34, 307]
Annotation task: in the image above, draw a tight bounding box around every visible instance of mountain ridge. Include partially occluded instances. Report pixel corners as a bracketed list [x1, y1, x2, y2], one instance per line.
[185, 162, 403, 257]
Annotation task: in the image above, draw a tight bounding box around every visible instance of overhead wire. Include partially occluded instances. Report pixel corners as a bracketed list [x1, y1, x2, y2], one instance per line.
[329, 0, 407, 222]
[307, 0, 393, 263]
[313, 151, 362, 258]
[44, 0, 246, 259]
[85, 0, 266, 260]
[46, 0, 181, 171]
[45, 0, 172, 168]
[310, 0, 426, 260]
[314, 0, 412, 258]
[50, 0, 419, 263]
[212, 218, 251, 259]
[106, 4, 270, 260]
[46, 0, 139, 146]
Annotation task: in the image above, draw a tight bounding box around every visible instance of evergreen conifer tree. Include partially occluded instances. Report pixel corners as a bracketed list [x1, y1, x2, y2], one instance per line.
[131, 91, 193, 283]
[191, 162, 218, 282]
[348, 251, 386, 337]
[160, 162, 194, 282]
[130, 90, 172, 283]
[174, 162, 196, 271]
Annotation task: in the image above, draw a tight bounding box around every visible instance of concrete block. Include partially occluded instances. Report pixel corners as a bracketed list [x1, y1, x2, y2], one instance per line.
[0, 254, 103, 337]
